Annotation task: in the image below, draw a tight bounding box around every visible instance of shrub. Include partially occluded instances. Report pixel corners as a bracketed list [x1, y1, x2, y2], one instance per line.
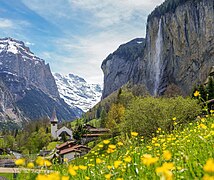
[121, 96, 201, 137]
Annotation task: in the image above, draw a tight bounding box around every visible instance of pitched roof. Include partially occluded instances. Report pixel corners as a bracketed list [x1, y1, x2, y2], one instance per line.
[56, 141, 76, 149]
[50, 108, 58, 122]
[59, 145, 90, 155]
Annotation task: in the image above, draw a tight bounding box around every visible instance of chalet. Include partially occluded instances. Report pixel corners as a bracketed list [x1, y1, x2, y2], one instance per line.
[56, 141, 90, 161]
[81, 124, 110, 144]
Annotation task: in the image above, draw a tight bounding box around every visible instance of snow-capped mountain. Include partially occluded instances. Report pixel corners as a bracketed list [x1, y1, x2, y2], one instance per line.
[54, 73, 102, 112]
[0, 37, 81, 123]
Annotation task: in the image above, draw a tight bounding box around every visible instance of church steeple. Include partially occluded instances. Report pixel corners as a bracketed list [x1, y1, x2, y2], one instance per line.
[50, 108, 58, 123]
[50, 108, 58, 139]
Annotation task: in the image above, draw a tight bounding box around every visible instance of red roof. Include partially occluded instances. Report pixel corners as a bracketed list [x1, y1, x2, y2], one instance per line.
[57, 141, 76, 149]
[59, 145, 90, 155]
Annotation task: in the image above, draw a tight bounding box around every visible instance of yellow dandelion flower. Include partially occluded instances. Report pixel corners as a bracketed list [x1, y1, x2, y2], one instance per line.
[105, 174, 112, 179]
[85, 176, 90, 180]
[15, 158, 25, 166]
[202, 174, 214, 180]
[172, 117, 176, 121]
[199, 123, 207, 129]
[103, 140, 110, 144]
[203, 159, 214, 172]
[211, 124, 214, 129]
[107, 165, 112, 169]
[107, 148, 115, 154]
[36, 174, 48, 180]
[131, 132, 138, 137]
[79, 165, 87, 170]
[69, 165, 77, 176]
[194, 91, 200, 97]
[141, 154, 159, 166]
[44, 159, 52, 167]
[124, 156, 132, 163]
[27, 162, 34, 169]
[36, 156, 45, 166]
[61, 176, 69, 180]
[109, 144, 116, 149]
[116, 178, 124, 180]
[98, 144, 104, 148]
[114, 160, 122, 169]
[96, 158, 102, 164]
[163, 150, 172, 161]
[117, 142, 123, 146]
[48, 172, 60, 180]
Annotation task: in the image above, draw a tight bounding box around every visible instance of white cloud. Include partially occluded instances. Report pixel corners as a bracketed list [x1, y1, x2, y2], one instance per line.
[0, 18, 13, 28]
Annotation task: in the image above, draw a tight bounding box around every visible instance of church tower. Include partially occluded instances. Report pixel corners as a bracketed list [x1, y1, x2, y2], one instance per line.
[50, 108, 58, 139]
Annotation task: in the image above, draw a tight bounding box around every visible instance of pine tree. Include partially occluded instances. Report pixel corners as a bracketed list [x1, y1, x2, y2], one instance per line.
[206, 77, 214, 100]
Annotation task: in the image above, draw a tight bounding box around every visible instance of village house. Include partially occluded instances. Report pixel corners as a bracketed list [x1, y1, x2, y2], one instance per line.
[81, 124, 110, 144]
[56, 141, 90, 162]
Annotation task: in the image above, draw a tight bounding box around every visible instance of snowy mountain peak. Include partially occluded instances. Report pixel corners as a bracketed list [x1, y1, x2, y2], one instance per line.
[0, 37, 42, 63]
[53, 73, 102, 112]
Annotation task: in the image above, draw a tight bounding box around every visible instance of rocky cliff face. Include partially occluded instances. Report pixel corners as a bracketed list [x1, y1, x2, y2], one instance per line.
[102, 0, 214, 98]
[0, 38, 81, 124]
[0, 37, 59, 98]
[101, 38, 145, 98]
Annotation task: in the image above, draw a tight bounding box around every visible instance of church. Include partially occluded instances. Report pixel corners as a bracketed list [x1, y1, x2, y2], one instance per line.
[50, 109, 73, 140]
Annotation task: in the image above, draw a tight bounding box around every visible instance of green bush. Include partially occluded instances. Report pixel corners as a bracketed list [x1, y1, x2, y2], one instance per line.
[121, 96, 201, 137]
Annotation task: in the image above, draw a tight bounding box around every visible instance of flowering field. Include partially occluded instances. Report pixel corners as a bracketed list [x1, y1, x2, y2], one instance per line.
[16, 113, 214, 180]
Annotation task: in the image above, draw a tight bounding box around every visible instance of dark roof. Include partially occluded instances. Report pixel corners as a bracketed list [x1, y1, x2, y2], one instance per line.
[59, 147, 81, 155]
[56, 141, 76, 149]
[59, 145, 90, 155]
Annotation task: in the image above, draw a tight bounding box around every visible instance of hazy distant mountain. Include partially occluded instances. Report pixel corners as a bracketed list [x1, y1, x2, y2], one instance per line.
[54, 73, 102, 112]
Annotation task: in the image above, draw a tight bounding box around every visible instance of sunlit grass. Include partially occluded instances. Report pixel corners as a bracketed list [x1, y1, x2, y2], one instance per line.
[16, 114, 214, 180]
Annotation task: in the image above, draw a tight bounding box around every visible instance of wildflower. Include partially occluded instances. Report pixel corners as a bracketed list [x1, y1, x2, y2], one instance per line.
[156, 162, 175, 180]
[105, 174, 112, 179]
[44, 159, 52, 167]
[163, 150, 172, 161]
[109, 144, 116, 149]
[131, 132, 138, 137]
[36, 174, 48, 180]
[211, 124, 214, 129]
[198, 123, 207, 129]
[69, 165, 77, 176]
[117, 142, 123, 146]
[61, 176, 69, 180]
[64, 158, 68, 162]
[202, 174, 214, 180]
[116, 178, 124, 180]
[194, 91, 200, 97]
[27, 162, 34, 169]
[103, 140, 110, 144]
[96, 158, 102, 164]
[15, 158, 25, 166]
[172, 117, 176, 121]
[141, 154, 159, 166]
[114, 160, 122, 168]
[36, 156, 45, 166]
[85, 176, 90, 180]
[48, 172, 60, 180]
[124, 156, 132, 163]
[98, 144, 104, 148]
[107, 165, 112, 169]
[203, 159, 214, 172]
[79, 165, 87, 170]
[107, 148, 115, 154]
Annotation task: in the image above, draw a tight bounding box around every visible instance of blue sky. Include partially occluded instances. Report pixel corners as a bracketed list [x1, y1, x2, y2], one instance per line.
[0, 0, 164, 84]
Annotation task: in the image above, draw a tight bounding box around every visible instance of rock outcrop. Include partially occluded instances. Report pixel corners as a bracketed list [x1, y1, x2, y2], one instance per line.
[101, 38, 145, 98]
[102, 0, 214, 98]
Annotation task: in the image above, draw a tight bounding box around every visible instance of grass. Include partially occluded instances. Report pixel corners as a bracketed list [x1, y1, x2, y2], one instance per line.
[0, 173, 14, 180]
[16, 113, 214, 179]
